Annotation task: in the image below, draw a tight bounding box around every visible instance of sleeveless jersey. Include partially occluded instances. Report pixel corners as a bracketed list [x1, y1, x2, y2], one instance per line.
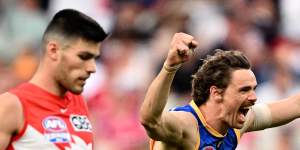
[150, 101, 241, 150]
[7, 83, 93, 150]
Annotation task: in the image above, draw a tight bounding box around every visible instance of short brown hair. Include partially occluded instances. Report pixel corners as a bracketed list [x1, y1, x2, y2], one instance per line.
[192, 49, 251, 106]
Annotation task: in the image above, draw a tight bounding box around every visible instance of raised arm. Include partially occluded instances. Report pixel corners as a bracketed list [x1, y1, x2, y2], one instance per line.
[0, 93, 24, 149]
[139, 33, 198, 143]
[241, 94, 300, 134]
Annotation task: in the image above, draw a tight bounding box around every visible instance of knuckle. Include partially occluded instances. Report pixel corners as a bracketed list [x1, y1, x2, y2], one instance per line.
[174, 32, 181, 37]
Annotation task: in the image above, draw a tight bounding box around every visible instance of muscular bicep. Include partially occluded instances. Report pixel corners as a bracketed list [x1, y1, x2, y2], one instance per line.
[144, 111, 195, 144]
[0, 93, 23, 149]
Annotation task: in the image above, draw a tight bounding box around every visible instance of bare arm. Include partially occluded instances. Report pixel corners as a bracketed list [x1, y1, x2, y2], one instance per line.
[0, 92, 23, 149]
[139, 33, 198, 143]
[241, 94, 300, 134]
[267, 94, 300, 127]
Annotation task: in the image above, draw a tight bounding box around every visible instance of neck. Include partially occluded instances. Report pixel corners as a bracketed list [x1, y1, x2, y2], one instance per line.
[199, 102, 228, 135]
[29, 63, 66, 97]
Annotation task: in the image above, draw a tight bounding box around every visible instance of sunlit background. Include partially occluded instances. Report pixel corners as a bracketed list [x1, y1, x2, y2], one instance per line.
[1, 0, 300, 149]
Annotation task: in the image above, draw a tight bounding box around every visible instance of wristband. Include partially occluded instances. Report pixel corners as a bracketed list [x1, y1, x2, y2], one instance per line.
[163, 63, 182, 73]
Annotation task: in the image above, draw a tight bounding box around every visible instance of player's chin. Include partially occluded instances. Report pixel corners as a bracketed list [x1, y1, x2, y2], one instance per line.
[233, 122, 245, 129]
[70, 86, 84, 95]
[234, 124, 244, 129]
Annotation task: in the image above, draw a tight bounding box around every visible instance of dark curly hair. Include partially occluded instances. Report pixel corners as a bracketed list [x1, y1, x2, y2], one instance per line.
[192, 49, 251, 106]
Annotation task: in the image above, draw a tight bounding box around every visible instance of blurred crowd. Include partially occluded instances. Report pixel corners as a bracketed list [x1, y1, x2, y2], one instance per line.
[1, 0, 300, 149]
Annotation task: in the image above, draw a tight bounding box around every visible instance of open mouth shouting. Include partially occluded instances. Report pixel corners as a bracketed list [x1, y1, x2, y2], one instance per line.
[238, 106, 251, 123]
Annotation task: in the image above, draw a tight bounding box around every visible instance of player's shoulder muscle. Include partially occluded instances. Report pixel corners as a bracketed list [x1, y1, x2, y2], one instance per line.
[0, 92, 23, 131]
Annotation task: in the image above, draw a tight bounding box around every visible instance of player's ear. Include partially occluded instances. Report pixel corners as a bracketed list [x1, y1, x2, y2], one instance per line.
[210, 86, 223, 103]
[46, 40, 60, 61]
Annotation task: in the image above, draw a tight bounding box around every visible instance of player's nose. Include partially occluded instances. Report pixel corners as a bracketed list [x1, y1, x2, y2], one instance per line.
[86, 60, 96, 74]
[248, 91, 257, 104]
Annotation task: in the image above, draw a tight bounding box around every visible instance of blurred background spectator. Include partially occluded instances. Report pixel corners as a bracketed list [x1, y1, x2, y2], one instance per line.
[1, 0, 300, 149]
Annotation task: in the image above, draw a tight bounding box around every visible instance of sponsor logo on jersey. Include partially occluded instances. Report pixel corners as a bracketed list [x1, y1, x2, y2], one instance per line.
[70, 115, 92, 132]
[42, 116, 70, 143]
[203, 145, 216, 150]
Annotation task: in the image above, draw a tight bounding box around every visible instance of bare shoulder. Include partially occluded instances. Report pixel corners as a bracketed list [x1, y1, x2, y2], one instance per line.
[0, 92, 22, 111]
[153, 111, 199, 149]
[0, 92, 24, 148]
[167, 111, 199, 141]
[172, 111, 198, 135]
[169, 111, 198, 127]
[0, 92, 23, 131]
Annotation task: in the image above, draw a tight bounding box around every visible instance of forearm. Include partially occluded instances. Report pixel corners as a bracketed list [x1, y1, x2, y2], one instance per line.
[139, 32, 198, 137]
[139, 66, 177, 128]
[268, 94, 300, 127]
[243, 94, 300, 133]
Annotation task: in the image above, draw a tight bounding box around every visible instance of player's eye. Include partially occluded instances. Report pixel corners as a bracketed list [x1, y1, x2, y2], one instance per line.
[239, 87, 251, 92]
[78, 53, 93, 60]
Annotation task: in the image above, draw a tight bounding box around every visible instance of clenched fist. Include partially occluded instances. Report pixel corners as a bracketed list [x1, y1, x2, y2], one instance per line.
[164, 33, 198, 71]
